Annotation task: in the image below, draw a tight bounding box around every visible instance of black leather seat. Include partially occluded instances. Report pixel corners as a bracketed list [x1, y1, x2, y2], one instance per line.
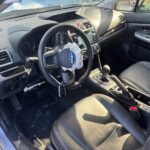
[51, 94, 147, 150]
[119, 61, 150, 95]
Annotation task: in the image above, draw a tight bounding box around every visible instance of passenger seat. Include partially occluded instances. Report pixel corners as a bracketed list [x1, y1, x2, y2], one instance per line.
[119, 61, 150, 96]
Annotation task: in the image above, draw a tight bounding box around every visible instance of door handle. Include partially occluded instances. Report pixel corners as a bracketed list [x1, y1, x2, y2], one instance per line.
[134, 30, 150, 44]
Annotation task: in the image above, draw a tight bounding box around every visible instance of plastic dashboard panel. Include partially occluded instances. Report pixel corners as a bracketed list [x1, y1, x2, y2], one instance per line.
[0, 6, 126, 99]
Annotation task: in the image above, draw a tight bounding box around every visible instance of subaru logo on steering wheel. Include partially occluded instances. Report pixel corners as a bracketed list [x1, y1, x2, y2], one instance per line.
[68, 51, 76, 65]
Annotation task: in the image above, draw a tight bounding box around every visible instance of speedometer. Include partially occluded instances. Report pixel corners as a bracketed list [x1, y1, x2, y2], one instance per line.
[19, 36, 35, 59]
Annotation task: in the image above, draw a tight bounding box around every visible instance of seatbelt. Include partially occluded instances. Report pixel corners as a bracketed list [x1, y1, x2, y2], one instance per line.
[98, 97, 147, 144]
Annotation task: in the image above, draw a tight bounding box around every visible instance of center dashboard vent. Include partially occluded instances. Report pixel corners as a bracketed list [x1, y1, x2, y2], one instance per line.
[79, 21, 93, 31]
[83, 22, 93, 29]
[83, 22, 92, 29]
[0, 50, 12, 67]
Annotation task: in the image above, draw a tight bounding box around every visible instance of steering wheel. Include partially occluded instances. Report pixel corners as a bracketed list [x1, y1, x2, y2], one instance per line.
[38, 24, 93, 90]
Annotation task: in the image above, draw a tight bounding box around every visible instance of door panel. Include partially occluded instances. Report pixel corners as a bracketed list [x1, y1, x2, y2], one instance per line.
[135, 30, 150, 44]
[121, 12, 150, 62]
[124, 12, 150, 23]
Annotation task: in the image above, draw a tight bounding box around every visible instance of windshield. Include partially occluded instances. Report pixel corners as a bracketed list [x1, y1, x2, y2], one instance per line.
[0, 0, 105, 14]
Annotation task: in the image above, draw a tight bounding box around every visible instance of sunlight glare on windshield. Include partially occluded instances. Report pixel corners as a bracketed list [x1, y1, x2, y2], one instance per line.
[0, 0, 104, 14]
[4, 0, 21, 4]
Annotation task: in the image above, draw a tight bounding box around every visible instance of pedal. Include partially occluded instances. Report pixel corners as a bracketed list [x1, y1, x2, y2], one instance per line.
[32, 136, 46, 150]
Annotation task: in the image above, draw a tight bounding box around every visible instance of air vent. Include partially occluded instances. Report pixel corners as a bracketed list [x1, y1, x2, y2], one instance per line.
[0, 50, 12, 67]
[119, 15, 126, 23]
[83, 22, 92, 29]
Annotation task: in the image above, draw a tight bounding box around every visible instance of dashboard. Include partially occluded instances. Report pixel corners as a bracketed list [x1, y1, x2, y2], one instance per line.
[0, 6, 127, 99]
[18, 20, 99, 60]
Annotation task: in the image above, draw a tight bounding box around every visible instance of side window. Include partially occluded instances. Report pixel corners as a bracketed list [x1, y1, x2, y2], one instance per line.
[115, 0, 137, 11]
[137, 0, 150, 12]
[115, 0, 150, 12]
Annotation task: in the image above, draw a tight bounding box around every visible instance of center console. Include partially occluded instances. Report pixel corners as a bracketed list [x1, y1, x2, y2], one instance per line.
[89, 68, 117, 92]
[87, 59, 150, 129]
[71, 20, 100, 59]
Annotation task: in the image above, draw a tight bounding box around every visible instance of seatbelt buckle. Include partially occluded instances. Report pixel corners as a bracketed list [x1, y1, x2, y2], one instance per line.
[129, 106, 141, 120]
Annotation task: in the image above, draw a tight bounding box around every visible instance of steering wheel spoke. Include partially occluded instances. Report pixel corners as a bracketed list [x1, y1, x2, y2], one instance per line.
[42, 47, 58, 70]
[61, 70, 75, 85]
[67, 30, 74, 43]
[44, 63, 58, 70]
[44, 47, 56, 58]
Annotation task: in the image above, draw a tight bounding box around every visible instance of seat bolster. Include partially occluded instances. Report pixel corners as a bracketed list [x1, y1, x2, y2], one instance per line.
[51, 120, 85, 150]
[94, 94, 147, 144]
[51, 121, 68, 150]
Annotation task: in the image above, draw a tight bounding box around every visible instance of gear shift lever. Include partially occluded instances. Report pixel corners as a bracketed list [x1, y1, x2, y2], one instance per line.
[97, 55, 111, 81]
[100, 65, 111, 82]
[103, 65, 110, 77]
[97, 55, 103, 73]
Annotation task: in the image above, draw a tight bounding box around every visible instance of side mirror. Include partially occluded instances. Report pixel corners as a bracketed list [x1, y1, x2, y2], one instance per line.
[115, 0, 138, 11]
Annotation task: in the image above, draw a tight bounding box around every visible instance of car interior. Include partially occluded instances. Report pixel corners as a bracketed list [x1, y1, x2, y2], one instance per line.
[0, 0, 150, 150]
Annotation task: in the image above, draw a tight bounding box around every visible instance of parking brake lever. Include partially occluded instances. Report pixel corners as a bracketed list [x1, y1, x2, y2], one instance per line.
[111, 75, 130, 95]
[111, 75, 138, 106]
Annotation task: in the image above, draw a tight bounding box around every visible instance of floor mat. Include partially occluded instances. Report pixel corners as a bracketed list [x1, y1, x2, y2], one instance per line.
[16, 101, 64, 145]
[15, 86, 94, 147]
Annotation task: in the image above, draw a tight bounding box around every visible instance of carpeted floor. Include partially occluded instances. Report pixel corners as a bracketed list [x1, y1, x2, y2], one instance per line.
[16, 101, 64, 146]
[15, 86, 94, 148]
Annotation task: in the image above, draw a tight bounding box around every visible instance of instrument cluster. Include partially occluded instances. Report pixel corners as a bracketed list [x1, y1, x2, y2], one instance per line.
[19, 31, 54, 60]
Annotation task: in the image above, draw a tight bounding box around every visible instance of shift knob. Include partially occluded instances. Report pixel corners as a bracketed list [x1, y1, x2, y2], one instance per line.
[103, 65, 110, 76]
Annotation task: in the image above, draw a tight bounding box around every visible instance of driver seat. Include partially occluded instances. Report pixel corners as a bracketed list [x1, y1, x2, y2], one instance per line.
[51, 94, 147, 150]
